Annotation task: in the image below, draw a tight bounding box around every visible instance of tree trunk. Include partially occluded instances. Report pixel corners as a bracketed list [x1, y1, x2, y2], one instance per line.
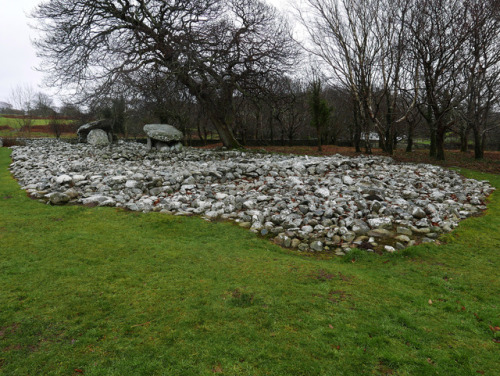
[317, 128, 323, 152]
[354, 127, 361, 152]
[364, 137, 372, 154]
[385, 107, 395, 155]
[353, 102, 361, 152]
[197, 122, 206, 145]
[363, 123, 372, 154]
[460, 132, 468, 152]
[425, 104, 437, 157]
[269, 109, 274, 142]
[353, 122, 362, 153]
[288, 122, 296, 146]
[473, 128, 484, 159]
[385, 127, 393, 155]
[460, 125, 469, 152]
[255, 109, 261, 141]
[209, 115, 241, 148]
[378, 131, 385, 150]
[436, 126, 446, 160]
[200, 95, 241, 148]
[406, 121, 414, 152]
[429, 125, 437, 157]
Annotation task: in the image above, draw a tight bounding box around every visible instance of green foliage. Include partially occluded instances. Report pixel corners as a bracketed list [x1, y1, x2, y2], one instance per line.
[0, 147, 499, 375]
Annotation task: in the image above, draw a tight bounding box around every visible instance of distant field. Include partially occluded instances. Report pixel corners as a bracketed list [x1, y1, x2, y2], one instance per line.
[0, 115, 77, 137]
[0, 115, 75, 128]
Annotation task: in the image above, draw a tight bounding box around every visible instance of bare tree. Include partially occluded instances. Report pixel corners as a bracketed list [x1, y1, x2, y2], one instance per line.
[9, 84, 35, 135]
[33, 92, 56, 117]
[265, 77, 308, 144]
[459, 0, 500, 159]
[398, 91, 422, 152]
[33, 0, 297, 148]
[299, 0, 417, 155]
[47, 112, 62, 138]
[407, 0, 469, 160]
[371, 0, 417, 154]
[298, 0, 379, 152]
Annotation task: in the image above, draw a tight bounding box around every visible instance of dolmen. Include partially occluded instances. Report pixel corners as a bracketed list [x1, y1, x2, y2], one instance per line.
[77, 120, 113, 145]
[143, 124, 183, 152]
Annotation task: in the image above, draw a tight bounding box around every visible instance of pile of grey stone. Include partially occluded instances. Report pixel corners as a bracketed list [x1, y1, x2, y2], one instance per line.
[9, 139, 495, 254]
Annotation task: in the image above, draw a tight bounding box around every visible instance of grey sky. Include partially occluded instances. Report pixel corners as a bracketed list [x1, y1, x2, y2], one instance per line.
[0, 0, 44, 104]
[0, 0, 293, 106]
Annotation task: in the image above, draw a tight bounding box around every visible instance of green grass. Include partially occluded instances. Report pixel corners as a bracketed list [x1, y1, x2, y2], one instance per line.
[0, 148, 499, 375]
[0, 116, 67, 129]
[0, 116, 76, 138]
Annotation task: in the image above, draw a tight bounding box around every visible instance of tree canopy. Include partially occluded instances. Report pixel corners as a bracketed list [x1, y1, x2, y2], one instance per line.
[33, 0, 297, 148]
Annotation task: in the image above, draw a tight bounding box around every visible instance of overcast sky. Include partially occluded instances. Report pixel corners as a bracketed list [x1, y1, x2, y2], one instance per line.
[0, 0, 42, 104]
[0, 0, 294, 106]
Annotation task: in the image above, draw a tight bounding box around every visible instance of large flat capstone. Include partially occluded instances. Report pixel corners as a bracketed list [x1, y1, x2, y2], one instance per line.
[77, 120, 113, 143]
[143, 124, 183, 143]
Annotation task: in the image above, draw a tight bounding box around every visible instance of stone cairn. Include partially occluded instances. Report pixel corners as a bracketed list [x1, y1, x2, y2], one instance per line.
[8, 139, 496, 255]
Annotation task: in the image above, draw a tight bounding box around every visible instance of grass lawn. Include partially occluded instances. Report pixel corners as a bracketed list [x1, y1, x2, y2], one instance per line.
[0, 116, 67, 129]
[0, 117, 37, 128]
[0, 147, 499, 375]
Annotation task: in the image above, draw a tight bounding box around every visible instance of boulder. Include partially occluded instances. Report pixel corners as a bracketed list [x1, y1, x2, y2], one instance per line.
[367, 217, 392, 229]
[412, 207, 427, 219]
[395, 235, 411, 243]
[55, 174, 73, 185]
[144, 124, 183, 151]
[384, 245, 396, 253]
[342, 175, 355, 185]
[87, 129, 111, 146]
[396, 226, 412, 236]
[48, 192, 70, 205]
[77, 120, 113, 143]
[315, 187, 330, 198]
[310, 240, 324, 252]
[82, 195, 114, 206]
[352, 219, 370, 235]
[64, 188, 80, 200]
[0, 138, 3, 147]
[368, 229, 394, 238]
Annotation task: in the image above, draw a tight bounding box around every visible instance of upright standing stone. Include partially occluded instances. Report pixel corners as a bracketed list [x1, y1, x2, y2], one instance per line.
[87, 129, 111, 146]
